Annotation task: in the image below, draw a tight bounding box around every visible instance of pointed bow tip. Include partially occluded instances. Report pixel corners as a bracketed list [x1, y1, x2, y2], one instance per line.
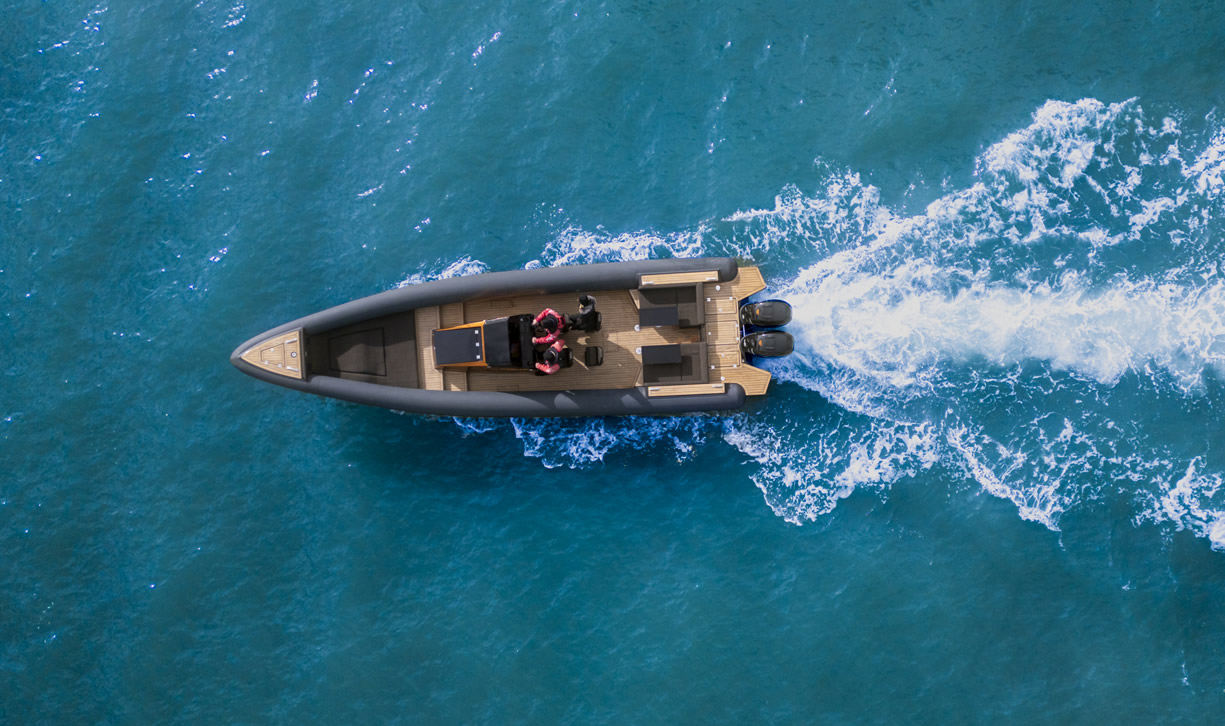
[232, 327, 305, 380]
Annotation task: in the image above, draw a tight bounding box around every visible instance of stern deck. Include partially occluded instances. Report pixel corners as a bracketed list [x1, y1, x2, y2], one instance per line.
[410, 268, 772, 396]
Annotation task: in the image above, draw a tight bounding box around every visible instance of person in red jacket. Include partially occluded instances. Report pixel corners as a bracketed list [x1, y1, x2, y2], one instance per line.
[535, 339, 566, 375]
[532, 308, 569, 345]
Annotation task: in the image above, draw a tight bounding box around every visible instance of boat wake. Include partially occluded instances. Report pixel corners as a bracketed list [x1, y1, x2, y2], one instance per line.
[409, 98, 1225, 550]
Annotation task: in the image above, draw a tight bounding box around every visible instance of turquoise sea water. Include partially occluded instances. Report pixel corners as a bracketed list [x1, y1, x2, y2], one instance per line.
[6, 0, 1225, 722]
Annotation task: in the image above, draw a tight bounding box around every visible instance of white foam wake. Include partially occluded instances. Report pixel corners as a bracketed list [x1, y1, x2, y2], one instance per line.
[722, 415, 941, 523]
[1137, 460, 1225, 550]
[777, 266, 1225, 395]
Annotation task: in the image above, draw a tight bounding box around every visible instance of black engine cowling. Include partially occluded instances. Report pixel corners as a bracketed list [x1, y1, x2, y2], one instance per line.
[742, 331, 794, 358]
[740, 299, 792, 328]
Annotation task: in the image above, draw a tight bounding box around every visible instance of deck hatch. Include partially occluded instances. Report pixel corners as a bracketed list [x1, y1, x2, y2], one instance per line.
[433, 326, 483, 366]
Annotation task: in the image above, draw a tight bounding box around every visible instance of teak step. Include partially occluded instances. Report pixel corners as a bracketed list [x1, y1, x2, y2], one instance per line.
[414, 306, 444, 390]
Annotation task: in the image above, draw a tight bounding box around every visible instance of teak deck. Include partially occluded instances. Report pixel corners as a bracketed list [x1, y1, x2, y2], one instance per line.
[410, 267, 772, 397]
[239, 329, 304, 380]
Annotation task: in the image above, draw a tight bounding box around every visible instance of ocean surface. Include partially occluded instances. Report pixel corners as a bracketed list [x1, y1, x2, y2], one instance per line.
[5, 0, 1225, 722]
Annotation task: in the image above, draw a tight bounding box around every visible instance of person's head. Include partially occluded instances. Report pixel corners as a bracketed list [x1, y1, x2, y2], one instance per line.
[541, 316, 558, 333]
[544, 347, 558, 364]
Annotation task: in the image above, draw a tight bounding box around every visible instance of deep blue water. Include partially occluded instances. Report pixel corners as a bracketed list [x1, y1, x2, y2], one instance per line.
[5, 0, 1225, 722]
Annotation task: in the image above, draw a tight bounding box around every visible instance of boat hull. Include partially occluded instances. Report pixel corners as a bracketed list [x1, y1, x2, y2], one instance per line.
[231, 257, 750, 417]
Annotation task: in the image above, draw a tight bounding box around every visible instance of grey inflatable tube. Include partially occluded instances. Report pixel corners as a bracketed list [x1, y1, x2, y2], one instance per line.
[230, 257, 748, 417]
[236, 369, 747, 417]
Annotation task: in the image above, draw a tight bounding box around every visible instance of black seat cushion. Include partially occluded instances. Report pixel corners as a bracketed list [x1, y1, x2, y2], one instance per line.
[642, 343, 708, 384]
[639, 283, 704, 327]
[641, 344, 682, 365]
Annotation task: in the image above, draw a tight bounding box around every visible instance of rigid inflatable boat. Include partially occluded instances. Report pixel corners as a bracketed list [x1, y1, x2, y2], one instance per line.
[229, 257, 794, 417]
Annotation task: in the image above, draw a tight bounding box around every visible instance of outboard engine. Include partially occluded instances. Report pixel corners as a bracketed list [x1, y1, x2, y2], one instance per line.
[740, 299, 792, 328]
[741, 330, 794, 358]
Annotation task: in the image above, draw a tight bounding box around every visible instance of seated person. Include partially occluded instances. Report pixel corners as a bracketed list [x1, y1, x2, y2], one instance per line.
[571, 294, 601, 332]
[532, 308, 569, 345]
[534, 339, 569, 375]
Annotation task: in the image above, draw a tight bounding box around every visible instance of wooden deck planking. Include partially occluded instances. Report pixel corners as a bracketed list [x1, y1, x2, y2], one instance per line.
[727, 267, 771, 396]
[731, 266, 767, 299]
[701, 270, 773, 396]
[708, 343, 743, 367]
[240, 328, 304, 380]
[718, 361, 772, 396]
[414, 306, 444, 391]
[706, 310, 740, 324]
[648, 382, 727, 397]
[712, 361, 771, 396]
[440, 302, 465, 328]
[704, 318, 741, 346]
[639, 270, 720, 286]
[442, 369, 468, 391]
[704, 294, 740, 318]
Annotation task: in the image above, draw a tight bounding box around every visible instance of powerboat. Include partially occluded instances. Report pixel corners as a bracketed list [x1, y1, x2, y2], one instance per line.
[230, 257, 793, 417]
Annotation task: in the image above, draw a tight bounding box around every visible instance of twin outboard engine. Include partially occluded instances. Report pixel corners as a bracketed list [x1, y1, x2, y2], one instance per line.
[740, 299, 792, 328]
[742, 330, 794, 357]
[739, 299, 794, 359]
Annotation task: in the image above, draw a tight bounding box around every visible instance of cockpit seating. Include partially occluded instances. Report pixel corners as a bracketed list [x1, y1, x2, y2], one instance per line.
[637, 283, 704, 328]
[641, 343, 709, 385]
